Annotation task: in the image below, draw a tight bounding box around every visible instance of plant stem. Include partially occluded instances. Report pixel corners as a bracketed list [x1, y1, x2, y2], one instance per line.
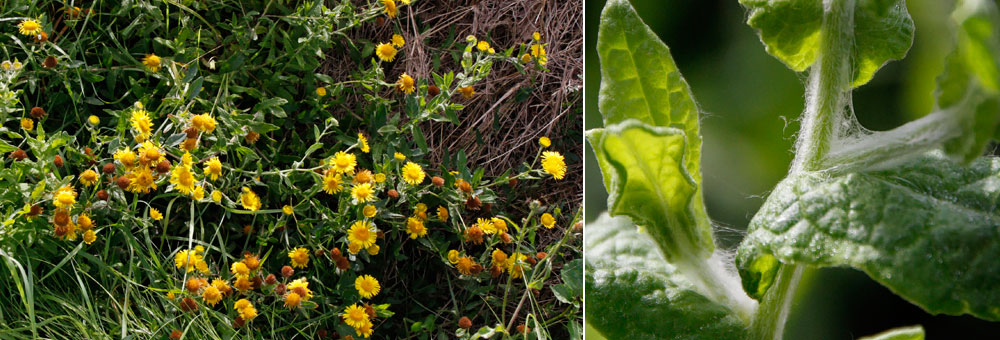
[757, 1, 856, 339]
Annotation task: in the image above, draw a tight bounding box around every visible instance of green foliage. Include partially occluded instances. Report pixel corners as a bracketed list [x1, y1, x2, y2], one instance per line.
[740, 0, 915, 87]
[584, 214, 748, 340]
[859, 325, 925, 340]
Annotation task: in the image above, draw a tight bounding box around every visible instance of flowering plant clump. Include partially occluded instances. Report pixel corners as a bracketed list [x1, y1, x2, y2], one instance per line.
[0, 1, 580, 339]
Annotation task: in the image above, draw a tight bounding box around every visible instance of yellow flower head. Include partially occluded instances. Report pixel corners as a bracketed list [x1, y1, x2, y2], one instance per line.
[447, 249, 460, 264]
[363, 205, 377, 218]
[190, 113, 217, 133]
[437, 206, 449, 221]
[142, 54, 161, 72]
[114, 149, 137, 168]
[539, 136, 551, 148]
[348, 241, 363, 254]
[240, 187, 261, 211]
[130, 109, 153, 142]
[331, 151, 357, 174]
[77, 214, 93, 230]
[458, 86, 475, 99]
[375, 43, 397, 62]
[351, 182, 376, 204]
[150, 207, 163, 221]
[283, 204, 294, 215]
[88, 115, 100, 125]
[169, 165, 196, 196]
[79, 170, 99, 187]
[406, 217, 427, 239]
[394, 152, 406, 161]
[521, 53, 532, 63]
[288, 277, 313, 299]
[367, 244, 381, 255]
[358, 320, 374, 338]
[83, 229, 97, 244]
[211, 190, 223, 202]
[477, 217, 497, 234]
[322, 171, 343, 194]
[137, 141, 165, 166]
[235, 299, 257, 321]
[456, 256, 476, 275]
[284, 292, 302, 309]
[347, 220, 376, 249]
[533, 32, 541, 41]
[540, 213, 556, 229]
[204, 157, 222, 181]
[398, 73, 415, 94]
[476, 40, 490, 52]
[18, 19, 42, 36]
[355, 274, 381, 298]
[343, 304, 370, 328]
[192, 185, 205, 201]
[20, 118, 33, 131]
[354, 170, 373, 184]
[53, 186, 77, 209]
[492, 248, 508, 266]
[316, 87, 327, 96]
[375, 173, 386, 183]
[392, 34, 405, 47]
[202, 286, 222, 307]
[127, 167, 158, 194]
[231, 261, 250, 278]
[181, 152, 194, 169]
[382, 0, 397, 18]
[175, 247, 208, 273]
[492, 217, 508, 234]
[401, 161, 425, 185]
[358, 133, 370, 153]
[288, 247, 310, 268]
[541, 151, 566, 180]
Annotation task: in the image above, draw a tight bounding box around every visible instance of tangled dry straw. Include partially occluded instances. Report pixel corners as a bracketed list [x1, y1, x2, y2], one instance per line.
[321, 0, 583, 210]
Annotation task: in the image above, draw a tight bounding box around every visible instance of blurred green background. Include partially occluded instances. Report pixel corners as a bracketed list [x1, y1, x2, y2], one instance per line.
[584, 0, 1000, 338]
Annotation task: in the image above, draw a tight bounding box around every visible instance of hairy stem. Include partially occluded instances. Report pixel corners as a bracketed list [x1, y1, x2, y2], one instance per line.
[757, 0, 856, 339]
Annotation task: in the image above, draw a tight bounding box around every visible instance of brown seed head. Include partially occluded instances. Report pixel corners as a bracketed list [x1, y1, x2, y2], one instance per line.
[102, 162, 116, 174]
[274, 283, 286, 296]
[458, 316, 472, 329]
[97, 189, 109, 201]
[30, 107, 45, 119]
[43, 56, 57, 68]
[10, 149, 26, 161]
[281, 265, 294, 278]
[388, 189, 399, 199]
[53, 155, 64, 168]
[156, 160, 171, 173]
[28, 204, 43, 216]
[116, 176, 131, 190]
[466, 196, 481, 210]
[170, 329, 183, 340]
[431, 176, 444, 187]
[427, 85, 440, 97]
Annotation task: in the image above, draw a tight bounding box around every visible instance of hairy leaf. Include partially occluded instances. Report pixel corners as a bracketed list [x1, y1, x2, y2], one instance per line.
[585, 213, 748, 340]
[740, 0, 914, 87]
[587, 120, 713, 260]
[859, 325, 925, 340]
[937, 0, 1000, 162]
[738, 152, 1000, 320]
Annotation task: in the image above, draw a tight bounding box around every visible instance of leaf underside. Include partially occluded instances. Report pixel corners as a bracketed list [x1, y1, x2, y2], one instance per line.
[585, 213, 749, 340]
[859, 325, 925, 340]
[738, 152, 1000, 320]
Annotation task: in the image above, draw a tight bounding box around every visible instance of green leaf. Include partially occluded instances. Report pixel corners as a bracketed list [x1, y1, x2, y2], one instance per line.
[586, 120, 713, 260]
[740, 0, 914, 87]
[738, 152, 1000, 320]
[859, 325, 925, 340]
[937, 0, 1000, 162]
[585, 213, 748, 340]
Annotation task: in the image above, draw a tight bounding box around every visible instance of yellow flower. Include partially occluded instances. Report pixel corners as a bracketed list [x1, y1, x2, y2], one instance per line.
[531, 44, 548, 65]
[130, 109, 153, 142]
[288, 247, 310, 268]
[357, 320, 374, 338]
[447, 249, 459, 264]
[375, 43, 397, 62]
[127, 167, 158, 194]
[77, 214, 93, 230]
[355, 275, 381, 298]
[343, 304, 369, 328]
[394, 152, 406, 161]
[348, 241, 363, 254]
[363, 205, 377, 218]
[405, 217, 427, 239]
[322, 171, 343, 194]
[234, 298, 251, 311]
[541, 151, 566, 180]
[401, 0, 411, 4]
[234, 276, 252, 292]
[18, 19, 42, 36]
[382, 0, 397, 18]
[79, 170, 98, 187]
[283, 205, 294, 215]
[170, 165, 197, 196]
[211, 190, 223, 202]
[456, 256, 475, 275]
[477, 217, 496, 234]
[202, 286, 222, 307]
[83, 230, 97, 245]
[114, 149, 137, 168]
[53, 186, 77, 209]
[331, 151, 357, 174]
[142, 54, 161, 72]
[20, 118, 33, 131]
[437, 206, 449, 221]
[492, 217, 508, 234]
[284, 292, 301, 309]
[351, 182, 375, 204]
[541, 213, 556, 229]
[375, 173, 386, 183]
[190, 113, 216, 133]
[539, 136, 551, 148]
[287, 277, 313, 299]
[521, 53, 532, 63]
[465, 35, 477, 43]
[137, 141, 165, 166]
[355, 170, 374, 185]
[458, 86, 475, 99]
[533, 32, 541, 41]
[401, 162, 425, 185]
[492, 248, 508, 266]
[392, 34, 405, 47]
[240, 187, 261, 211]
[367, 244, 380, 255]
[316, 87, 327, 96]
[192, 185, 205, 201]
[234, 299, 257, 321]
[231, 262, 250, 278]
[204, 157, 222, 181]
[397, 73, 415, 94]
[347, 221, 376, 248]
[507, 253, 528, 279]
[88, 115, 99, 125]
[211, 279, 231, 296]
[358, 133, 370, 153]
[476, 40, 490, 52]
[175, 248, 209, 274]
